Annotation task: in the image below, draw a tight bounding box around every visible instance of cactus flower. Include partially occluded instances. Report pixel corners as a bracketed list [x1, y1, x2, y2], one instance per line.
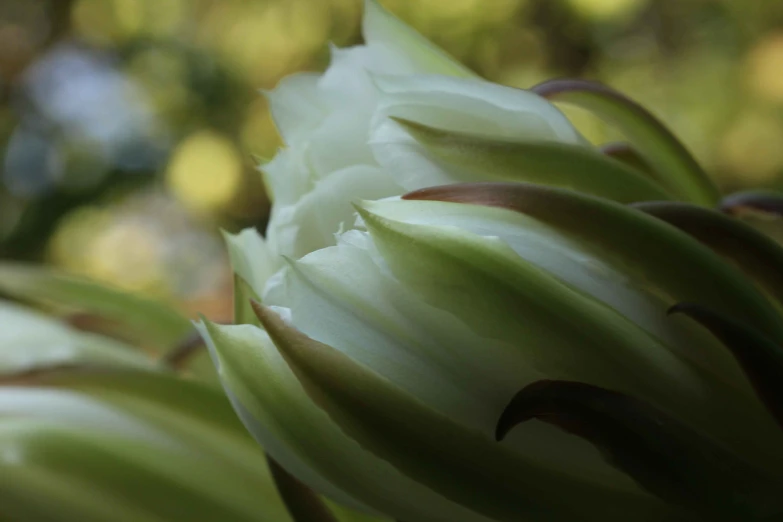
[251, 0, 613, 284]
[198, 2, 783, 521]
[240, 1, 721, 297]
[202, 180, 783, 521]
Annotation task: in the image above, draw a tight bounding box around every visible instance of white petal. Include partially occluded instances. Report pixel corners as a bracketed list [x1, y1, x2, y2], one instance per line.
[265, 165, 401, 260]
[260, 146, 313, 207]
[265, 73, 325, 146]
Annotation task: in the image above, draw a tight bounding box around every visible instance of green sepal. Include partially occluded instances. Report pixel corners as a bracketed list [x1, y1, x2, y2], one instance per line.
[234, 274, 262, 327]
[496, 380, 783, 520]
[670, 303, 783, 432]
[600, 142, 657, 179]
[267, 455, 339, 522]
[250, 302, 694, 522]
[633, 201, 783, 309]
[393, 117, 673, 203]
[0, 367, 293, 522]
[533, 79, 720, 206]
[720, 190, 783, 218]
[403, 182, 783, 346]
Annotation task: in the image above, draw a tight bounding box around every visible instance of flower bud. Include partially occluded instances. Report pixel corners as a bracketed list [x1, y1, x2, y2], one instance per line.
[203, 185, 783, 520]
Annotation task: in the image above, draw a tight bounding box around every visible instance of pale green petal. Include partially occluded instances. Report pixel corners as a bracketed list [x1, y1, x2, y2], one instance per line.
[222, 228, 282, 299]
[0, 302, 153, 374]
[362, 0, 475, 78]
[199, 319, 498, 522]
[379, 118, 672, 202]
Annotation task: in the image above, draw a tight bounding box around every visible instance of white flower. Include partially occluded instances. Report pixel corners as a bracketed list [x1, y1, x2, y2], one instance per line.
[234, 0, 586, 295]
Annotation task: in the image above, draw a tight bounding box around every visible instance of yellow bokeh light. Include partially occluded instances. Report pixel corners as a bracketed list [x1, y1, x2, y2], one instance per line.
[200, 0, 331, 85]
[166, 131, 244, 212]
[48, 207, 166, 293]
[86, 220, 164, 292]
[48, 206, 111, 272]
[567, 0, 648, 21]
[746, 33, 783, 103]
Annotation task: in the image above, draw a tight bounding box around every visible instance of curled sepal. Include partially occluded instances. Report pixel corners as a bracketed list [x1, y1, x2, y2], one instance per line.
[720, 191, 783, 218]
[234, 274, 262, 327]
[532, 79, 720, 206]
[403, 182, 783, 346]
[267, 456, 339, 522]
[632, 202, 783, 309]
[669, 303, 783, 432]
[600, 143, 656, 179]
[249, 303, 693, 522]
[496, 380, 782, 519]
[0, 263, 192, 350]
[392, 117, 673, 203]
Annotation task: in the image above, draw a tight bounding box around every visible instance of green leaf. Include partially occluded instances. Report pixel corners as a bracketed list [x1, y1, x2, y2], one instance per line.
[0, 368, 293, 522]
[248, 303, 694, 522]
[496, 380, 782, 520]
[0, 301, 154, 375]
[533, 79, 720, 206]
[633, 202, 783, 309]
[0, 263, 192, 351]
[392, 117, 673, 203]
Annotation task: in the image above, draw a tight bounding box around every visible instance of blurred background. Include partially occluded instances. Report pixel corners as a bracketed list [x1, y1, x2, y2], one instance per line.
[1, 0, 782, 319]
